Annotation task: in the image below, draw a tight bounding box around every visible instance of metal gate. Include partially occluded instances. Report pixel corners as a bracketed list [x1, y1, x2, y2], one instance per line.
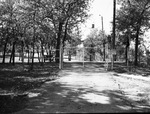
[63, 45, 112, 69]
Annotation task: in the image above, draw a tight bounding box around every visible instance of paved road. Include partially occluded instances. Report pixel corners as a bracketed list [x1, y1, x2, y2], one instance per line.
[16, 63, 150, 113]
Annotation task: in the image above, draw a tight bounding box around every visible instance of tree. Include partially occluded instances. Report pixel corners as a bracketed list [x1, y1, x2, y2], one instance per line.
[116, 0, 150, 66]
[64, 32, 82, 61]
[84, 28, 107, 61]
[0, 0, 91, 70]
[44, 0, 91, 63]
[0, 1, 19, 65]
[19, 0, 46, 68]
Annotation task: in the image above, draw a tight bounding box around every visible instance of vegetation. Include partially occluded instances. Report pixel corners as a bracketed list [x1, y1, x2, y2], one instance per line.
[0, 62, 59, 113]
[116, 0, 150, 66]
[0, 0, 91, 112]
[83, 28, 108, 61]
[0, 0, 91, 68]
[1, 0, 150, 113]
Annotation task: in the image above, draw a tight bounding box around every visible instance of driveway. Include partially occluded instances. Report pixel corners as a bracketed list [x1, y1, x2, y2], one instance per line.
[16, 63, 150, 113]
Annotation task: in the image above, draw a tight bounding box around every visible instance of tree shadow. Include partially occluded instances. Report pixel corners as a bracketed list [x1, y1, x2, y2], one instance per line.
[18, 81, 150, 113]
[111, 63, 150, 78]
[0, 63, 59, 90]
[0, 94, 29, 113]
[63, 62, 109, 73]
[1, 62, 150, 113]
[16, 62, 150, 113]
[0, 63, 59, 113]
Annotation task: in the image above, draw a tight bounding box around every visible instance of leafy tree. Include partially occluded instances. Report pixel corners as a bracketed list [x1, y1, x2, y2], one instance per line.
[0, 0, 91, 70]
[44, 0, 91, 63]
[116, 0, 150, 66]
[0, 1, 19, 64]
[64, 31, 82, 61]
[84, 28, 107, 61]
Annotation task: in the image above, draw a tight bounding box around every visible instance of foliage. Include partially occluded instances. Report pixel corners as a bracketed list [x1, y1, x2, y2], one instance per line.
[83, 28, 107, 61]
[0, 0, 91, 64]
[116, 0, 150, 65]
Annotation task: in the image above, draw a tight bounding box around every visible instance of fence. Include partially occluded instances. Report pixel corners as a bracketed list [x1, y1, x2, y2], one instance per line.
[0, 49, 59, 64]
[63, 46, 111, 62]
[0, 46, 124, 70]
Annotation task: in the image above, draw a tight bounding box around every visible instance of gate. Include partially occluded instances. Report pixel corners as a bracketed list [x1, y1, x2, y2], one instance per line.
[63, 45, 112, 69]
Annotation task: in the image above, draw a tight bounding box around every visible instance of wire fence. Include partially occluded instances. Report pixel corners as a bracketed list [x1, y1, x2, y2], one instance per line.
[63, 47, 111, 62]
[0, 46, 125, 70]
[0, 49, 59, 64]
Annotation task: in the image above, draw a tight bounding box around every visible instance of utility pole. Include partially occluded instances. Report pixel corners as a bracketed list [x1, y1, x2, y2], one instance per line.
[101, 16, 104, 33]
[111, 0, 116, 70]
[99, 15, 105, 61]
[101, 16, 105, 61]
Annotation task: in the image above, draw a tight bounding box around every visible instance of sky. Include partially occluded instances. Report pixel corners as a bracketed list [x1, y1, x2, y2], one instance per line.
[81, 0, 115, 40]
[80, 0, 150, 49]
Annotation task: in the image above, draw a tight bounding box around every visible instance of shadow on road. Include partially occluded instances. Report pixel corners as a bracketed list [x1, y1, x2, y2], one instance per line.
[18, 82, 150, 113]
[16, 62, 150, 113]
[0, 63, 59, 113]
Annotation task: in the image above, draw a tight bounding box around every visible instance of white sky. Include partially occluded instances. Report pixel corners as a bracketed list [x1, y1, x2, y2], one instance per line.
[81, 0, 115, 40]
[80, 0, 150, 49]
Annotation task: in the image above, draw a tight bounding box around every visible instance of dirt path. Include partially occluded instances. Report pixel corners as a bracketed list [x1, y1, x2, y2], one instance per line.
[15, 63, 150, 113]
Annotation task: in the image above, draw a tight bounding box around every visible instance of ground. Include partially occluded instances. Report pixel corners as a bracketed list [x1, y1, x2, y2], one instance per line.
[0, 62, 150, 113]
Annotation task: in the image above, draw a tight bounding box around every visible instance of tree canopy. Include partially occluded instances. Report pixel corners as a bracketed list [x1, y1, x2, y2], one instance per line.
[0, 0, 91, 66]
[116, 0, 150, 66]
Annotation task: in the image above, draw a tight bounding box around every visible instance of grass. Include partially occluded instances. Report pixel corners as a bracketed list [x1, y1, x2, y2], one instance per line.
[1, 62, 149, 93]
[0, 62, 60, 92]
[0, 62, 60, 113]
[112, 62, 150, 76]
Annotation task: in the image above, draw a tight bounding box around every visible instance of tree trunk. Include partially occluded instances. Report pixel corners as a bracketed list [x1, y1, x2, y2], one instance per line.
[55, 22, 63, 63]
[21, 41, 24, 66]
[90, 45, 95, 61]
[63, 18, 69, 47]
[9, 41, 16, 65]
[49, 46, 52, 62]
[9, 45, 13, 63]
[125, 44, 128, 65]
[27, 46, 30, 64]
[139, 51, 141, 64]
[2, 39, 8, 64]
[37, 51, 41, 63]
[19, 52, 21, 61]
[31, 2, 37, 70]
[12, 41, 16, 65]
[68, 50, 71, 61]
[125, 36, 129, 65]
[90, 54, 92, 61]
[103, 42, 105, 61]
[134, 27, 140, 66]
[31, 43, 35, 70]
[41, 43, 44, 64]
[46, 48, 49, 56]
[37, 47, 41, 63]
